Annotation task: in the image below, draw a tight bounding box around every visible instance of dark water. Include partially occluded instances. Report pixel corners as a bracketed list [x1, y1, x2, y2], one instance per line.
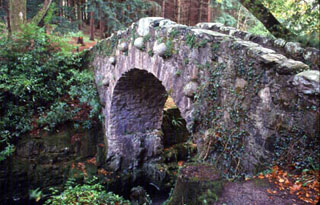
[2, 199, 43, 205]
[151, 194, 169, 205]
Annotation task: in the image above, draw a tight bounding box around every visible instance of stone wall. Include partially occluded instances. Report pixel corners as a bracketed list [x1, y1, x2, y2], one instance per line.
[0, 123, 101, 203]
[89, 17, 319, 173]
[196, 22, 320, 70]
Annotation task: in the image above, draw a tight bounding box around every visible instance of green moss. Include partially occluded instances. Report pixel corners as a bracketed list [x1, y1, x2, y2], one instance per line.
[163, 39, 176, 58]
[104, 35, 119, 56]
[143, 34, 152, 42]
[147, 49, 153, 56]
[169, 29, 180, 39]
[186, 33, 197, 48]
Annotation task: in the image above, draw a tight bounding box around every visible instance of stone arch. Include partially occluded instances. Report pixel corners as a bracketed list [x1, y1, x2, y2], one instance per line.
[109, 68, 168, 136]
[103, 61, 192, 169]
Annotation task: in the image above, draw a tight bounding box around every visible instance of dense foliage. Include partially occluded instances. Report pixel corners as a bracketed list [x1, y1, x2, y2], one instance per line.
[45, 177, 130, 204]
[211, 0, 319, 46]
[0, 24, 101, 161]
[263, 0, 319, 44]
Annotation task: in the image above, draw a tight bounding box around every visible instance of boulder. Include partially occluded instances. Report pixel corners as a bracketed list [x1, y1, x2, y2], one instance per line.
[293, 70, 320, 95]
[183, 81, 199, 98]
[134, 37, 144, 49]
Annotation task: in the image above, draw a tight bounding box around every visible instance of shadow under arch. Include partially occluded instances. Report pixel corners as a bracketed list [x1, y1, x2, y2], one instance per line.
[110, 68, 168, 136]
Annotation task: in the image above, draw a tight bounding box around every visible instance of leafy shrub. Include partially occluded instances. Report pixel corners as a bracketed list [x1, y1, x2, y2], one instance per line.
[0, 24, 101, 160]
[45, 177, 130, 205]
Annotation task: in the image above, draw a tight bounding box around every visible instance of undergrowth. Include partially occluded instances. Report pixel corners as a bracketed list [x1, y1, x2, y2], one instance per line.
[0, 24, 101, 161]
[45, 177, 130, 205]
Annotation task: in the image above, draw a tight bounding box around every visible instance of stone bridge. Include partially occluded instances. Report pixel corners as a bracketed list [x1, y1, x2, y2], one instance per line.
[88, 17, 319, 172]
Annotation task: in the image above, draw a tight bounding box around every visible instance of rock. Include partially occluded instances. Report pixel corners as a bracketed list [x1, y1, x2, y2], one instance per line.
[260, 53, 286, 64]
[134, 37, 144, 49]
[258, 87, 271, 104]
[183, 81, 199, 98]
[166, 164, 223, 205]
[159, 19, 176, 28]
[274, 38, 286, 47]
[285, 42, 303, 56]
[153, 42, 167, 57]
[276, 59, 309, 74]
[102, 78, 109, 87]
[109, 57, 116, 65]
[109, 155, 122, 171]
[192, 29, 228, 38]
[244, 33, 252, 41]
[303, 48, 320, 69]
[130, 186, 151, 205]
[137, 17, 164, 37]
[119, 42, 128, 52]
[247, 46, 275, 58]
[293, 70, 320, 95]
[235, 78, 248, 90]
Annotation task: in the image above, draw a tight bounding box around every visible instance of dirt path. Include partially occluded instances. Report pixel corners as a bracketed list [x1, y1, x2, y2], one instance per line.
[214, 179, 309, 205]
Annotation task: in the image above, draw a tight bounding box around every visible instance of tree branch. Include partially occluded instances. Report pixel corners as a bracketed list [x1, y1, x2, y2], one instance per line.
[238, 0, 296, 40]
[30, 0, 52, 26]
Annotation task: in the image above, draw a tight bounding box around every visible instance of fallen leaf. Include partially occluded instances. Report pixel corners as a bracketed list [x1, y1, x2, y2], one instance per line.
[290, 184, 301, 194]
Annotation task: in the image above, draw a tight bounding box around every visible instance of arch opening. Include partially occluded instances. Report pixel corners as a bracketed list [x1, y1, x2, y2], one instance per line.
[162, 97, 189, 148]
[109, 68, 190, 163]
[109, 68, 192, 203]
[110, 69, 168, 136]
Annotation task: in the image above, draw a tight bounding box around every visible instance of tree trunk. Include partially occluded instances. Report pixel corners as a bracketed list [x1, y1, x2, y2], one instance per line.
[6, 4, 11, 34]
[71, 0, 75, 22]
[59, 0, 63, 20]
[238, 0, 295, 40]
[207, 0, 211, 22]
[77, 0, 82, 30]
[162, 0, 166, 18]
[89, 11, 94, 41]
[188, 0, 192, 25]
[177, 0, 181, 24]
[9, 0, 26, 32]
[99, 5, 104, 39]
[199, 0, 202, 22]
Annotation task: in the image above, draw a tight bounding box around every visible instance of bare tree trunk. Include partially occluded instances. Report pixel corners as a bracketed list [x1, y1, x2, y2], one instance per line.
[71, 0, 75, 22]
[199, 0, 202, 22]
[162, 0, 166, 18]
[67, 0, 71, 21]
[188, 0, 192, 25]
[77, 0, 82, 30]
[59, 0, 63, 20]
[177, 0, 181, 24]
[99, 5, 104, 39]
[9, 0, 26, 32]
[207, 0, 211, 22]
[90, 11, 94, 41]
[6, 5, 11, 34]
